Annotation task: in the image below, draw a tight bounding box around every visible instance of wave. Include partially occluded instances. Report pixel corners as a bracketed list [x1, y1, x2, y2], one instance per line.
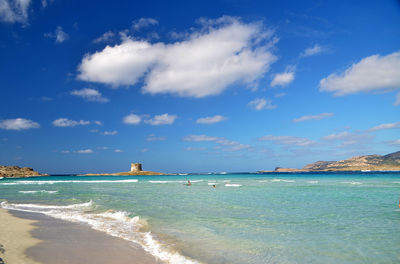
[207, 183, 219, 185]
[224, 184, 242, 187]
[341, 181, 362, 185]
[307, 181, 319, 184]
[0, 200, 199, 264]
[18, 190, 58, 194]
[149, 180, 203, 184]
[271, 179, 296, 183]
[0, 179, 138, 185]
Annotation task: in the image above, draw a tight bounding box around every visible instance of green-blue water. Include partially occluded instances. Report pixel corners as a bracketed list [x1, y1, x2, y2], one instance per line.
[1, 173, 400, 263]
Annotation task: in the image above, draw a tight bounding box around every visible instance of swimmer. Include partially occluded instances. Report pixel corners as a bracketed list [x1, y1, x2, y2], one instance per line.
[185, 180, 192, 186]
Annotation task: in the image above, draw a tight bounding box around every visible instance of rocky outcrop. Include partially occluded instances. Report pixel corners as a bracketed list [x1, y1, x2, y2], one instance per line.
[0, 166, 47, 178]
[266, 151, 400, 172]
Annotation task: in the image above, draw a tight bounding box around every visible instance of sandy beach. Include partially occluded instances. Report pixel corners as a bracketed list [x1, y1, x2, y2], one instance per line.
[1, 209, 161, 264]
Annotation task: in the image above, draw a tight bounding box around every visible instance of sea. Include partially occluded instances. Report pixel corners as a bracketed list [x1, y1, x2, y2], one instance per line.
[1, 172, 399, 264]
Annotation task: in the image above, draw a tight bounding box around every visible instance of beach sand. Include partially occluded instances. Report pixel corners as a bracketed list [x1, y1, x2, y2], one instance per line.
[0, 208, 41, 264]
[1, 209, 162, 264]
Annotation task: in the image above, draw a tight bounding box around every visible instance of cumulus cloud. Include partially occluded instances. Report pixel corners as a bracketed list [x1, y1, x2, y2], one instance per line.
[144, 113, 177, 125]
[70, 88, 109, 103]
[146, 134, 166, 141]
[300, 44, 323, 57]
[258, 135, 316, 147]
[52, 118, 90, 127]
[123, 114, 141, 125]
[271, 70, 295, 87]
[196, 115, 227, 124]
[293, 112, 333, 123]
[0, 118, 39, 130]
[0, 0, 31, 24]
[114, 149, 123, 152]
[93, 31, 115, 44]
[368, 122, 400, 131]
[248, 98, 276, 110]
[132, 17, 158, 31]
[319, 51, 400, 96]
[78, 16, 277, 98]
[94, 121, 103, 125]
[45, 26, 69, 43]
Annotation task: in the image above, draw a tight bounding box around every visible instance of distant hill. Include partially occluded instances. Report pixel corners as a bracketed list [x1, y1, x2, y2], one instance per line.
[271, 151, 400, 172]
[0, 166, 47, 178]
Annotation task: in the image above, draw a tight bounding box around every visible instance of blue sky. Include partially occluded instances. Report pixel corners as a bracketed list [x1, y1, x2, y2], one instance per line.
[0, 0, 399, 174]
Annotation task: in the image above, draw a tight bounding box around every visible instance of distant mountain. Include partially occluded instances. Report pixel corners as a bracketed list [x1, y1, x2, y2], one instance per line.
[0, 166, 47, 178]
[271, 151, 400, 172]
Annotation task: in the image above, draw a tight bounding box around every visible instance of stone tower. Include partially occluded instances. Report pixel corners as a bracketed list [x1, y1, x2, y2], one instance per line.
[130, 163, 142, 172]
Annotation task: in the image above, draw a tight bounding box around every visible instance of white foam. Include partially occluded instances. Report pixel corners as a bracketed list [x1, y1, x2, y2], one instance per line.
[207, 183, 219, 185]
[224, 184, 242, 187]
[18, 190, 58, 194]
[392, 182, 400, 184]
[307, 181, 319, 184]
[0, 201, 200, 264]
[342, 181, 362, 185]
[271, 179, 296, 183]
[149, 180, 203, 184]
[0, 179, 138, 185]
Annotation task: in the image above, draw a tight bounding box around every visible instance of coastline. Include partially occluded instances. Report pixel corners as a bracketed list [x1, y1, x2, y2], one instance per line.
[2, 209, 161, 264]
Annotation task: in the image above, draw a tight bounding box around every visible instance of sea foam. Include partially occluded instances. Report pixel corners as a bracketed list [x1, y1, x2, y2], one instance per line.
[18, 190, 58, 194]
[0, 179, 138, 185]
[0, 200, 200, 264]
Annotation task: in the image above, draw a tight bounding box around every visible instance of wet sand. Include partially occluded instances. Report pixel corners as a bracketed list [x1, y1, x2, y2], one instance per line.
[7, 210, 162, 264]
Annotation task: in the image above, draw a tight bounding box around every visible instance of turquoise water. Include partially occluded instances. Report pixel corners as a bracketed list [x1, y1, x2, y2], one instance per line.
[1, 173, 400, 263]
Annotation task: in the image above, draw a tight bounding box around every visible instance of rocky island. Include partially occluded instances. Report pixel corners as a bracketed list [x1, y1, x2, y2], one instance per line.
[84, 163, 166, 176]
[262, 151, 400, 172]
[0, 166, 47, 178]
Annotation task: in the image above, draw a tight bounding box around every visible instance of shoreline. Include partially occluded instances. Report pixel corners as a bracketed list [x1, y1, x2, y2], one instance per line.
[1, 209, 161, 264]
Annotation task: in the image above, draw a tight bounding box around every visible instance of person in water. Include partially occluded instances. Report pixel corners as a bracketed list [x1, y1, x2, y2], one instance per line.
[186, 180, 192, 186]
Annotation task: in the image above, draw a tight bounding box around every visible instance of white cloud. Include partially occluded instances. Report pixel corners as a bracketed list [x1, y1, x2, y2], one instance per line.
[74, 149, 93, 154]
[183, 134, 252, 152]
[146, 134, 166, 141]
[395, 92, 400, 106]
[368, 122, 400, 131]
[102, 130, 118, 136]
[183, 135, 219, 142]
[196, 115, 227, 124]
[78, 16, 277, 98]
[0, 118, 39, 130]
[132, 17, 158, 31]
[123, 114, 141, 125]
[387, 139, 400, 145]
[41, 0, 53, 8]
[94, 121, 103, 125]
[52, 118, 90, 127]
[274, 92, 286, 98]
[322, 131, 351, 141]
[141, 148, 149, 153]
[259, 135, 315, 147]
[248, 98, 276, 110]
[300, 44, 323, 57]
[97, 146, 109, 150]
[319, 51, 400, 96]
[45, 26, 69, 43]
[322, 131, 372, 147]
[293, 112, 333, 123]
[93, 31, 115, 44]
[145, 113, 177, 126]
[114, 149, 123, 153]
[0, 0, 31, 24]
[70, 88, 109, 103]
[271, 70, 295, 87]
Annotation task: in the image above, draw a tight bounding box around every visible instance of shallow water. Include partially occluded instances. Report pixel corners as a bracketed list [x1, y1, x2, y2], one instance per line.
[1, 173, 400, 264]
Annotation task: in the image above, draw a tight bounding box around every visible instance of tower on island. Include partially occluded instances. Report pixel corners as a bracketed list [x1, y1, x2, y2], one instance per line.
[130, 163, 142, 172]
